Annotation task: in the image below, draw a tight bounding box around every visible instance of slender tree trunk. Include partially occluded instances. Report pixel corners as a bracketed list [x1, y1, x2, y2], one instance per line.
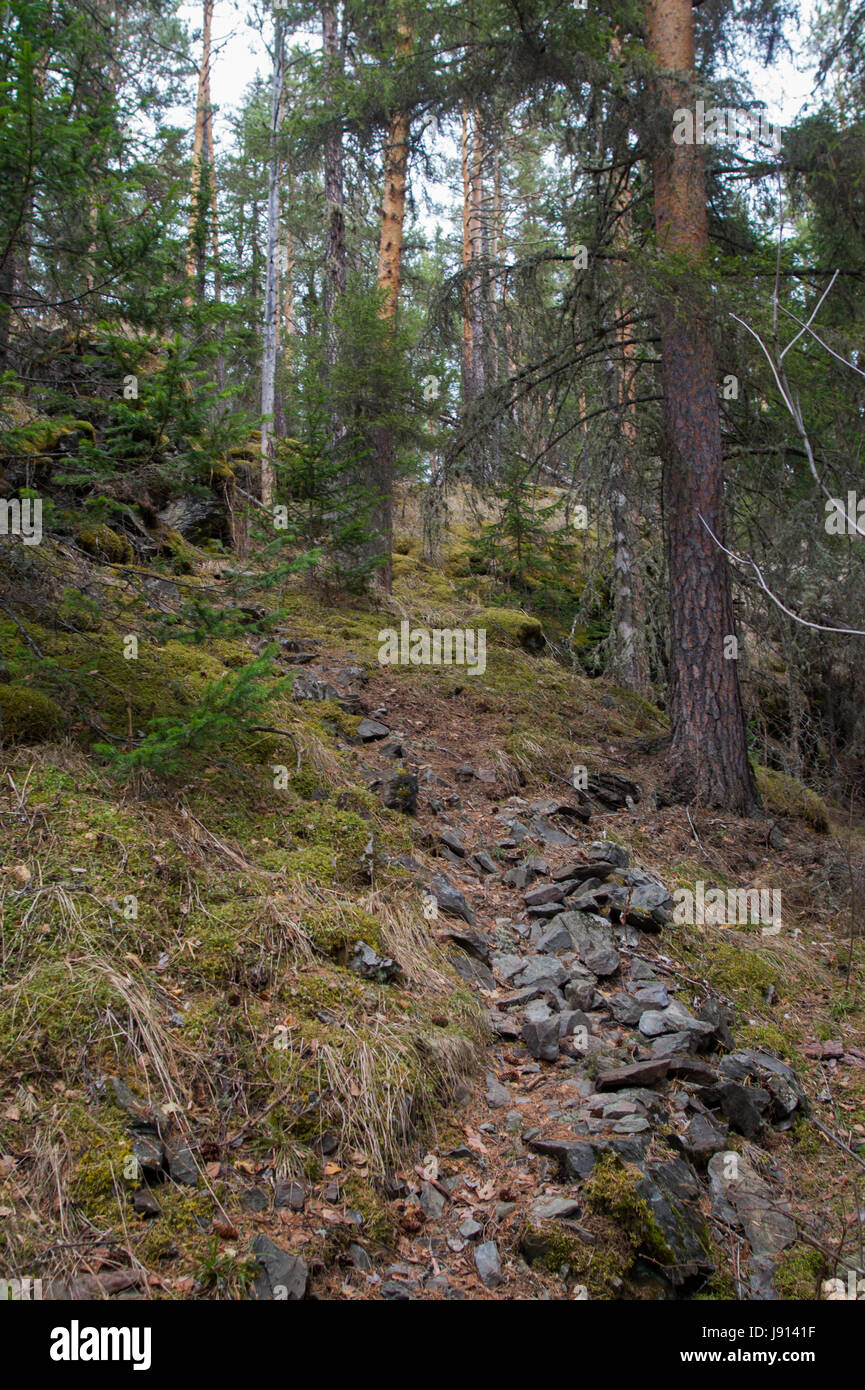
[647, 0, 757, 812]
[373, 18, 412, 591]
[460, 107, 474, 399]
[322, 3, 346, 366]
[260, 18, 285, 510]
[186, 0, 215, 296]
[282, 168, 295, 342]
[469, 110, 486, 402]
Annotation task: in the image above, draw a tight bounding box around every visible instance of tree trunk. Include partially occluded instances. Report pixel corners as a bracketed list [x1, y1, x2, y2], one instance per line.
[647, 0, 758, 812]
[186, 0, 215, 296]
[373, 18, 412, 591]
[322, 3, 346, 366]
[260, 18, 285, 511]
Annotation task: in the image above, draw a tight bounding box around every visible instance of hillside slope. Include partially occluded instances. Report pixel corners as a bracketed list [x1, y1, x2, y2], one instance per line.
[1, 528, 863, 1302]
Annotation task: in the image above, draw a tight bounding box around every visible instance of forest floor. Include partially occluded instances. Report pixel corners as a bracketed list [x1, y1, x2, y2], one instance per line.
[1, 524, 864, 1301]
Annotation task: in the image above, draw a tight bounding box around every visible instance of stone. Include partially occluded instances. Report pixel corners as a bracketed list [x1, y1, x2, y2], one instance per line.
[630, 958, 657, 981]
[699, 997, 735, 1050]
[701, 1082, 768, 1140]
[251, 1234, 308, 1300]
[132, 1189, 161, 1218]
[718, 1050, 805, 1123]
[357, 717, 390, 740]
[522, 1013, 561, 1062]
[440, 828, 467, 857]
[491, 952, 524, 980]
[348, 1243, 373, 1271]
[164, 1142, 199, 1186]
[631, 983, 669, 1008]
[530, 815, 580, 846]
[420, 1182, 448, 1221]
[708, 1151, 796, 1257]
[636, 1157, 714, 1286]
[524, 883, 565, 908]
[503, 863, 535, 889]
[443, 927, 491, 964]
[471, 851, 498, 875]
[529, 1194, 583, 1221]
[131, 1131, 164, 1177]
[382, 771, 418, 813]
[450, 952, 496, 990]
[613, 1115, 650, 1134]
[459, 1217, 483, 1239]
[431, 873, 475, 925]
[275, 1180, 306, 1212]
[589, 841, 629, 867]
[475, 1241, 503, 1288]
[683, 1113, 729, 1165]
[558, 1009, 591, 1039]
[608, 992, 647, 1026]
[596, 1059, 670, 1091]
[650, 1031, 696, 1058]
[514, 955, 568, 988]
[553, 911, 620, 977]
[638, 1000, 715, 1040]
[350, 940, 400, 983]
[536, 921, 575, 954]
[485, 1074, 511, 1108]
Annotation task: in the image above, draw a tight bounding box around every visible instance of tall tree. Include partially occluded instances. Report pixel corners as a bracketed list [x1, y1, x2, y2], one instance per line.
[186, 0, 216, 296]
[372, 13, 413, 590]
[321, 2, 345, 365]
[260, 11, 286, 509]
[646, 0, 758, 812]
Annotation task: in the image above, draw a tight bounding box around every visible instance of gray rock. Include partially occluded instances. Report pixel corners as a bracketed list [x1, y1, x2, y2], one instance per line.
[514, 955, 569, 988]
[529, 1194, 583, 1221]
[471, 851, 498, 875]
[554, 911, 620, 977]
[608, 992, 647, 1026]
[718, 1050, 805, 1123]
[596, 1059, 670, 1090]
[530, 815, 579, 846]
[638, 999, 715, 1040]
[419, 1182, 447, 1221]
[431, 873, 475, 925]
[275, 1180, 306, 1212]
[631, 983, 669, 1009]
[348, 1243, 373, 1271]
[536, 921, 575, 954]
[491, 952, 524, 980]
[164, 1142, 198, 1186]
[522, 1013, 561, 1062]
[564, 977, 598, 1011]
[459, 1217, 483, 1239]
[450, 952, 495, 989]
[650, 1030, 696, 1057]
[443, 927, 491, 963]
[683, 1112, 729, 1164]
[251, 1234, 308, 1300]
[357, 717, 390, 741]
[524, 883, 565, 908]
[132, 1189, 161, 1218]
[131, 1131, 164, 1178]
[440, 828, 467, 857]
[589, 841, 629, 867]
[382, 771, 418, 813]
[475, 1241, 503, 1288]
[701, 1082, 769, 1140]
[503, 862, 535, 889]
[708, 1151, 796, 1257]
[350, 940, 400, 983]
[485, 1074, 511, 1109]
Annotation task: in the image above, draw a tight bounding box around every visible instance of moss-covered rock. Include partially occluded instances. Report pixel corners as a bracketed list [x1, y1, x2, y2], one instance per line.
[755, 765, 830, 833]
[78, 524, 134, 565]
[0, 683, 64, 743]
[478, 607, 545, 652]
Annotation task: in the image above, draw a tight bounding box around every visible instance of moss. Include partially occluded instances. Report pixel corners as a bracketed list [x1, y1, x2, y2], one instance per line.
[737, 1022, 794, 1056]
[78, 524, 134, 565]
[0, 683, 64, 743]
[477, 606, 545, 651]
[707, 945, 779, 1004]
[304, 905, 384, 959]
[775, 1243, 826, 1300]
[583, 1153, 675, 1265]
[341, 1175, 398, 1247]
[755, 765, 830, 833]
[521, 1219, 633, 1297]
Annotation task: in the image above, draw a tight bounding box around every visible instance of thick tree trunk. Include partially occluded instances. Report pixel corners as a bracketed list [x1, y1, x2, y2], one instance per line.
[260, 19, 285, 510]
[647, 0, 758, 812]
[322, 4, 346, 366]
[373, 19, 412, 591]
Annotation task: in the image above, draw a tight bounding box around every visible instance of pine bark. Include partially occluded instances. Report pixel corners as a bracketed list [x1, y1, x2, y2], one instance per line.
[186, 0, 215, 294]
[322, 3, 346, 365]
[647, 0, 758, 812]
[373, 18, 412, 591]
[260, 18, 285, 510]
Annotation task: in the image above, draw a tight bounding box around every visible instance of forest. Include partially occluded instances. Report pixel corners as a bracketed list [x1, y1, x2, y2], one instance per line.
[1, 0, 865, 1325]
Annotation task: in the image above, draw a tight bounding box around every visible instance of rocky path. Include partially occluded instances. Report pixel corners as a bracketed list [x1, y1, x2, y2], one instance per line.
[278, 649, 810, 1301]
